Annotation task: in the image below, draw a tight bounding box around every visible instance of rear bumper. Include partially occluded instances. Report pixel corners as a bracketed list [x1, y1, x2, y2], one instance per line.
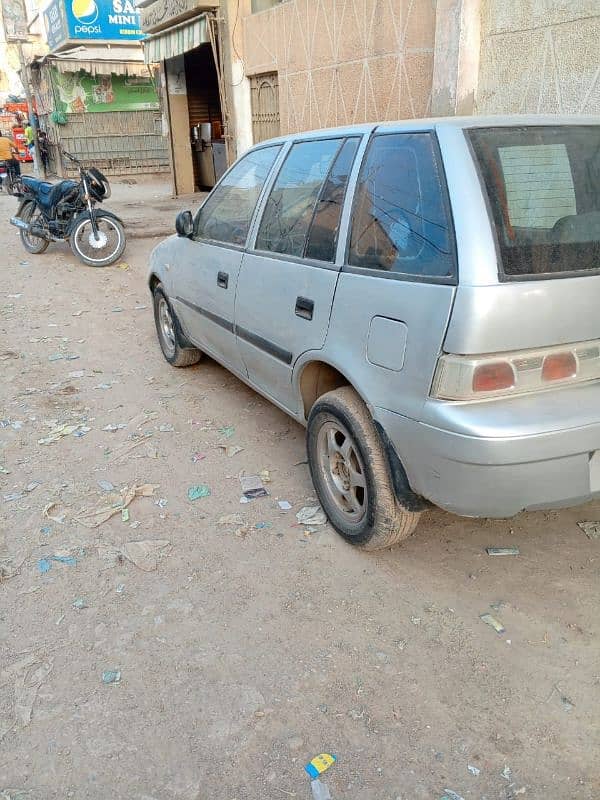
[374, 397, 600, 518]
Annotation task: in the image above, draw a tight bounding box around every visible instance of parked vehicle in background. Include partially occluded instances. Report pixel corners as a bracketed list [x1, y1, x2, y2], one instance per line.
[0, 159, 23, 196]
[10, 150, 126, 267]
[148, 115, 600, 550]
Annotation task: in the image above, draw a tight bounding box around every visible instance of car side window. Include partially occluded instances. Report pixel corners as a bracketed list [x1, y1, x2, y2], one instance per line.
[305, 137, 360, 262]
[195, 145, 281, 246]
[256, 138, 344, 258]
[348, 132, 455, 279]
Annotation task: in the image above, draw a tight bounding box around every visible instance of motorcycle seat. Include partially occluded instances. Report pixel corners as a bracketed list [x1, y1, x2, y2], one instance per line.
[22, 177, 78, 209]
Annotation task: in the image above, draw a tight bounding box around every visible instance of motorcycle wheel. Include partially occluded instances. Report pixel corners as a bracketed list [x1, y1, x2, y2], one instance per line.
[20, 201, 50, 254]
[70, 214, 126, 267]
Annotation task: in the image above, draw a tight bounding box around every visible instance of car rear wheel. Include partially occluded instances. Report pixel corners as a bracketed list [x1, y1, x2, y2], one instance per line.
[153, 285, 202, 367]
[307, 387, 421, 550]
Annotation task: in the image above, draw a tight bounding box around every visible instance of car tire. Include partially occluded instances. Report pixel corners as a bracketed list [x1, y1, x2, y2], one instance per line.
[307, 387, 421, 550]
[153, 285, 202, 368]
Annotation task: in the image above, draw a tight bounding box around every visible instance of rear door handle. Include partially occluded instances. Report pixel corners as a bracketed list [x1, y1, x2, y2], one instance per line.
[217, 271, 229, 289]
[295, 296, 314, 320]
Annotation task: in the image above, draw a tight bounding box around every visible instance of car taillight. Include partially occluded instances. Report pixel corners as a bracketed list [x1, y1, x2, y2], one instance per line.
[432, 339, 600, 401]
[472, 362, 515, 393]
[542, 352, 577, 382]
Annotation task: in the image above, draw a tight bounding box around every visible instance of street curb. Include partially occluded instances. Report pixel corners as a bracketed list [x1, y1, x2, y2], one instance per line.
[125, 226, 174, 240]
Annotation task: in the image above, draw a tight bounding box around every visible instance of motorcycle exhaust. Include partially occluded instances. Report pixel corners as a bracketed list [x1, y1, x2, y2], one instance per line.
[10, 217, 52, 240]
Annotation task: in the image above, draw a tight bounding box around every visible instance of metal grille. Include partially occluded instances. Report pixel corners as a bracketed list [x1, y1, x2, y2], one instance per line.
[55, 111, 170, 175]
[250, 73, 280, 144]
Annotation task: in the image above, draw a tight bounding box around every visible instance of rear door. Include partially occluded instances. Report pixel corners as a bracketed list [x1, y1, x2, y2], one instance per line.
[235, 136, 362, 412]
[325, 129, 458, 421]
[172, 144, 281, 375]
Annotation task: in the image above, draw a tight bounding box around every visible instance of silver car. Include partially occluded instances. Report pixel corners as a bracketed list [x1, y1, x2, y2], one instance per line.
[148, 115, 600, 550]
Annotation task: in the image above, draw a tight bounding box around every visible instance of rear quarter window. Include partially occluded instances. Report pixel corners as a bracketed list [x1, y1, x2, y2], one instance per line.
[468, 126, 600, 279]
[347, 132, 456, 281]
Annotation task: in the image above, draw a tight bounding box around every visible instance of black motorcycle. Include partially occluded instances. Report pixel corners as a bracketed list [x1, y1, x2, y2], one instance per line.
[10, 151, 126, 267]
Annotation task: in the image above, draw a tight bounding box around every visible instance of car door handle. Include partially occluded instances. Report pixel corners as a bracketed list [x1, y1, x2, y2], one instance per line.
[217, 271, 229, 289]
[295, 296, 314, 320]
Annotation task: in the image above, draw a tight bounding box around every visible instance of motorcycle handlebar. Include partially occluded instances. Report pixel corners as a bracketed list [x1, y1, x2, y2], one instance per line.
[62, 150, 80, 165]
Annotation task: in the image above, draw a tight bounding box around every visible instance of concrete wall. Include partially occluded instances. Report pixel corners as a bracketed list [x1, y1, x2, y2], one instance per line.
[238, 0, 599, 146]
[475, 0, 600, 114]
[225, 0, 253, 156]
[242, 0, 436, 134]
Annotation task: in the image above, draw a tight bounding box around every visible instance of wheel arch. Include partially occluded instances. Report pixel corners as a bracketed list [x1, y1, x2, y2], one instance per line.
[297, 359, 356, 421]
[149, 272, 161, 293]
[296, 357, 428, 512]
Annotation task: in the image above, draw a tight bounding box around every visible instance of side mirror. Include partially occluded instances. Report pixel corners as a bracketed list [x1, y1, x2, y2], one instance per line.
[175, 210, 193, 238]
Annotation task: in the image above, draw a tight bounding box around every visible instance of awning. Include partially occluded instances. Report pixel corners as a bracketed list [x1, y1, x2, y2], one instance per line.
[143, 15, 209, 63]
[50, 59, 150, 77]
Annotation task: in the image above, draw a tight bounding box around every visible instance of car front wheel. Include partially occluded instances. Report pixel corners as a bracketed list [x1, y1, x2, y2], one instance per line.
[307, 387, 421, 550]
[153, 285, 202, 367]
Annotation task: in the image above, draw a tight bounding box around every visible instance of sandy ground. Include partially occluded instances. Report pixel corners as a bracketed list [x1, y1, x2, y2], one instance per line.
[0, 189, 598, 800]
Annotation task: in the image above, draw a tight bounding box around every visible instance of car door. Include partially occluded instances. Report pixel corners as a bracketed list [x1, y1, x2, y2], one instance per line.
[234, 136, 362, 412]
[171, 144, 282, 376]
[324, 129, 458, 423]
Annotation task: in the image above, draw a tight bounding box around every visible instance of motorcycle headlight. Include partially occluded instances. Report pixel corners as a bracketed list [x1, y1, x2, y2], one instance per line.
[87, 167, 111, 200]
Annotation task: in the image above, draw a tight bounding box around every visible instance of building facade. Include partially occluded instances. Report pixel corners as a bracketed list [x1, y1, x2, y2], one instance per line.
[142, 0, 600, 195]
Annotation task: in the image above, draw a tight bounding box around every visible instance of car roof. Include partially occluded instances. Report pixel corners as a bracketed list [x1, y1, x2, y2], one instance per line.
[254, 114, 600, 147]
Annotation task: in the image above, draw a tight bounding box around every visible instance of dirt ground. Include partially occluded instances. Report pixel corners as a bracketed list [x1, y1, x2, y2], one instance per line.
[0, 187, 598, 800]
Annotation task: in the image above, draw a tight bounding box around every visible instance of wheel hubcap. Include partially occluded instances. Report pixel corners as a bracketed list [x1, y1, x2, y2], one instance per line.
[88, 229, 108, 249]
[317, 421, 367, 524]
[158, 298, 176, 355]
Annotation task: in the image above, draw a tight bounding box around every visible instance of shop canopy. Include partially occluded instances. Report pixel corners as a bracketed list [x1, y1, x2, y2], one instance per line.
[143, 15, 209, 63]
[35, 48, 151, 77]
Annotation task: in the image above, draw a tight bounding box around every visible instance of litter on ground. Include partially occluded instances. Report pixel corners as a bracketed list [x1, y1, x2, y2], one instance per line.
[486, 546, 520, 556]
[75, 483, 158, 528]
[38, 555, 77, 573]
[219, 444, 244, 457]
[38, 423, 88, 445]
[480, 613, 506, 634]
[305, 753, 336, 779]
[187, 484, 211, 501]
[577, 521, 600, 540]
[311, 779, 332, 800]
[296, 506, 327, 526]
[13, 657, 54, 727]
[240, 475, 269, 500]
[98, 539, 171, 571]
[102, 670, 121, 684]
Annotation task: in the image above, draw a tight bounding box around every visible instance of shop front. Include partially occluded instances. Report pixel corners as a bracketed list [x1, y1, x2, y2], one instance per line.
[140, 0, 232, 194]
[30, 51, 169, 177]
[34, 0, 169, 177]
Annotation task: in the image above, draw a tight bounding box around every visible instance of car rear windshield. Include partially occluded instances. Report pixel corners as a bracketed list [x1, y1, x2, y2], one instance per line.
[468, 126, 600, 279]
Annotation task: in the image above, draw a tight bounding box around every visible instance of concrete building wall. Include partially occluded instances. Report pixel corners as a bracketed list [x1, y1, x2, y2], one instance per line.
[475, 0, 600, 114]
[243, 0, 436, 134]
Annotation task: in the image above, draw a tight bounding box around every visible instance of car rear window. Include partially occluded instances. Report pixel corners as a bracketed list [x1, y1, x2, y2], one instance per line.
[468, 126, 600, 279]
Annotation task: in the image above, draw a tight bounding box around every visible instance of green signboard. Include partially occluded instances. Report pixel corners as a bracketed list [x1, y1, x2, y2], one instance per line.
[52, 69, 159, 113]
